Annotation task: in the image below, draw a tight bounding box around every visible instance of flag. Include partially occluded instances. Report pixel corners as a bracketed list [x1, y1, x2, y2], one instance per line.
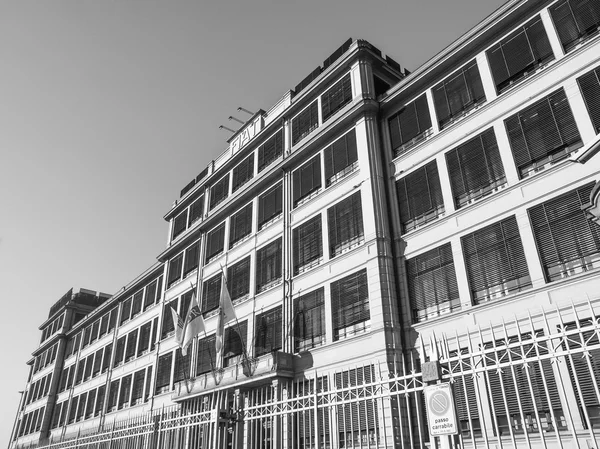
[215, 273, 237, 369]
[170, 307, 184, 346]
[180, 287, 205, 356]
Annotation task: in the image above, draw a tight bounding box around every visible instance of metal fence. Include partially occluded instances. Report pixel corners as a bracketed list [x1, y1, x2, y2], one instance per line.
[17, 300, 600, 449]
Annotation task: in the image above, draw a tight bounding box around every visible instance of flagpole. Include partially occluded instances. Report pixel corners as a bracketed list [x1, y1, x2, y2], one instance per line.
[219, 265, 251, 365]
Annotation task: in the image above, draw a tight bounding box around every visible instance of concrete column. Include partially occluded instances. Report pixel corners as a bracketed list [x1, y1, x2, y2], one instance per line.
[450, 236, 473, 310]
[435, 152, 456, 216]
[514, 211, 547, 289]
[493, 121, 520, 185]
[425, 89, 440, 134]
[564, 78, 597, 144]
[476, 52, 498, 102]
[540, 8, 565, 60]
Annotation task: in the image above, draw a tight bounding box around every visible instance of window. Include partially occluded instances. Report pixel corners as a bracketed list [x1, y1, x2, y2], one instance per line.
[172, 210, 188, 240]
[84, 354, 93, 380]
[101, 344, 112, 373]
[292, 100, 319, 145]
[167, 253, 183, 287]
[205, 223, 226, 262]
[487, 16, 554, 93]
[227, 257, 250, 301]
[433, 60, 485, 129]
[174, 349, 190, 384]
[107, 380, 119, 412]
[196, 334, 216, 375]
[90, 320, 99, 343]
[388, 94, 432, 155]
[180, 290, 193, 317]
[108, 309, 118, 331]
[229, 203, 253, 247]
[294, 288, 325, 352]
[293, 215, 323, 275]
[95, 386, 105, 416]
[202, 273, 222, 313]
[75, 359, 85, 384]
[125, 329, 138, 362]
[209, 174, 229, 211]
[183, 241, 200, 277]
[92, 349, 102, 376]
[324, 129, 358, 186]
[256, 238, 282, 293]
[321, 73, 352, 122]
[257, 129, 284, 172]
[75, 393, 85, 421]
[529, 182, 600, 282]
[505, 88, 582, 178]
[462, 215, 531, 304]
[255, 307, 282, 357]
[224, 321, 247, 367]
[327, 192, 364, 257]
[143, 367, 153, 401]
[188, 195, 204, 226]
[293, 155, 322, 207]
[445, 128, 506, 208]
[66, 364, 75, 387]
[161, 301, 177, 339]
[144, 279, 157, 311]
[232, 154, 254, 193]
[83, 325, 92, 348]
[155, 353, 173, 395]
[118, 375, 132, 409]
[258, 183, 282, 229]
[131, 290, 143, 317]
[550, 0, 600, 52]
[137, 322, 151, 356]
[120, 298, 132, 325]
[114, 337, 126, 367]
[407, 243, 460, 323]
[331, 269, 370, 340]
[396, 161, 444, 232]
[131, 370, 145, 405]
[85, 389, 96, 419]
[577, 66, 600, 134]
[150, 318, 158, 351]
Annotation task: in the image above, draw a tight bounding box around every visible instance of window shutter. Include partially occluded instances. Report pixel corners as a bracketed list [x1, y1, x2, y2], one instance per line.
[335, 366, 377, 439]
[327, 192, 364, 257]
[256, 238, 282, 293]
[137, 322, 151, 356]
[293, 156, 322, 206]
[388, 94, 432, 154]
[202, 273, 222, 313]
[167, 253, 183, 287]
[407, 243, 460, 322]
[324, 129, 358, 185]
[293, 215, 323, 274]
[528, 182, 600, 281]
[209, 174, 230, 211]
[396, 160, 444, 232]
[294, 288, 325, 352]
[258, 183, 283, 228]
[550, 0, 600, 52]
[257, 129, 284, 172]
[188, 195, 204, 226]
[254, 306, 283, 357]
[229, 203, 253, 247]
[577, 67, 600, 133]
[321, 73, 352, 122]
[445, 128, 506, 208]
[232, 154, 255, 193]
[197, 334, 217, 375]
[206, 223, 226, 262]
[462, 215, 531, 304]
[292, 100, 319, 145]
[330, 269, 370, 340]
[155, 353, 173, 393]
[227, 257, 251, 301]
[183, 241, 201, 276]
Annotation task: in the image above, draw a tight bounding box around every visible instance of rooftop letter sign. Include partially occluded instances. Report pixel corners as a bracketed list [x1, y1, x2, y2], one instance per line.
[229, 114, 264, 155]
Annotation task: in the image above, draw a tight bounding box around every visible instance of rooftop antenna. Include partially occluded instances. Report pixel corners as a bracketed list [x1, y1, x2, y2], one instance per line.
[237, 107, 254, 116]
[228, 116, 245, 125]
[219, 125, 236, 134]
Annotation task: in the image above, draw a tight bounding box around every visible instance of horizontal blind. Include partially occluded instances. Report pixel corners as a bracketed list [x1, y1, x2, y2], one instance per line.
[196, 334, 216, 375]
[183, 240, 200, 276]
[462, 215, 531, 304]
[229, 203, 253, 247]
[255, 306, 283, 357]
[445, 127, 506, 208]
[330, 269, 370, 340]
[396, 160, 444, 232]
[258, 129, 284, 172]
[505, 88, 582, 177]
[232, 154, 254, 193]
[205, 223, 226, 261]
[335, 366, 377, 434]
[172, 211, 187, 240]
[292, 100, 319, 145]
[321, 73, 352, 122]
[155, 353, 173, 392]
[407, 243, 460, 322]
[324, 129, 358, 185]
[202, 273, 222, 313]
[258, 183, 283, 227]
[487, 16, 554, 92]
[167, 253, 183, 287]
[294, 288, 325, 352]
[550, 0, 600, 52]
[528, 182, 600, 281]
[227, 257, 250, 300]
[388, 94, 432, 154]
[577, 66, 600, 133]
[293, 215, 323, 274]
[292, 155, 322, 206]
[256, 238, 282, 293]
[209, 174, 230, 210]
[327, 192, 364, 257]
[188, 195, 204, 226]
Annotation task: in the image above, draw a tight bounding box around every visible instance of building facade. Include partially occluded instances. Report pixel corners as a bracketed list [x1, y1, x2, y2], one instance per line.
[10, 0, 600, 447]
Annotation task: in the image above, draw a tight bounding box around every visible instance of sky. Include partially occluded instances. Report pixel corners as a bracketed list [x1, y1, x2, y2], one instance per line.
[0, 0, 507, 444]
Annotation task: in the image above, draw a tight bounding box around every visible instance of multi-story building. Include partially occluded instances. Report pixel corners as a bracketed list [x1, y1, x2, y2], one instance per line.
[10, 0, 600, 447]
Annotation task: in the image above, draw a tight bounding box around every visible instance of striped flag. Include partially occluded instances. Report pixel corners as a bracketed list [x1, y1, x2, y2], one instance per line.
[170, 307, 184, 346]
[180, 287, 205, 356]
[215, 274, 237, 369]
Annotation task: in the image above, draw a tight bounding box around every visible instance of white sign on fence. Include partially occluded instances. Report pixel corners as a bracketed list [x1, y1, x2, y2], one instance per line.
[424, 382, 458, 436]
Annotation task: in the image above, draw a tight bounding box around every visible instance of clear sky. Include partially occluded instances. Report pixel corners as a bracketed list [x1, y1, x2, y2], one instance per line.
[0, 0, 506, 443]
